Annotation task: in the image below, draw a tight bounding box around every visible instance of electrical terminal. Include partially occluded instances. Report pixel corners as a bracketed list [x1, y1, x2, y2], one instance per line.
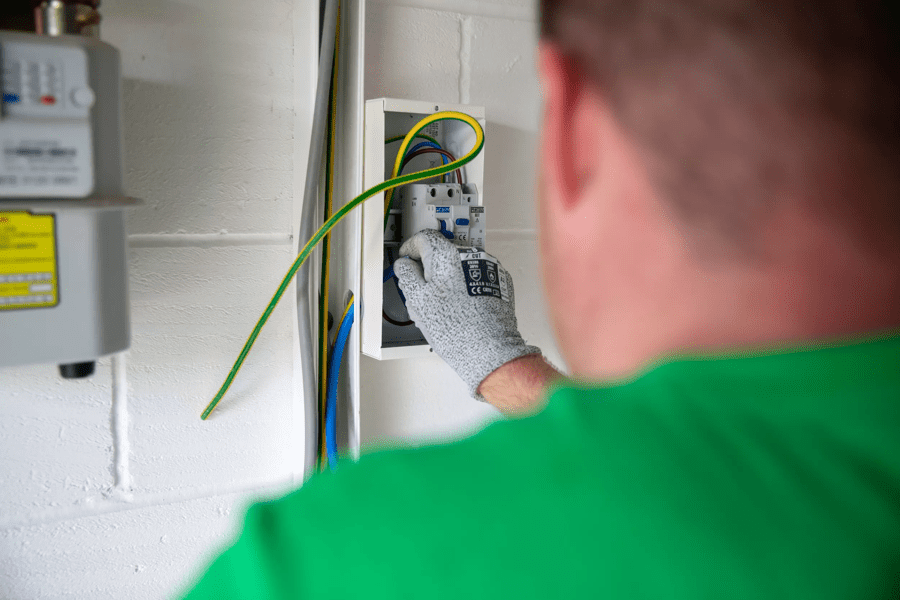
[384, 209, 402, 245]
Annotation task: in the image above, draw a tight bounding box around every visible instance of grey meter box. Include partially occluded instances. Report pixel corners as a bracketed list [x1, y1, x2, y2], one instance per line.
[0, 31, 135, 376]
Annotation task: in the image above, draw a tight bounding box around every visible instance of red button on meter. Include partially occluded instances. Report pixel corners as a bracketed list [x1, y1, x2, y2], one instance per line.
[40, 95, 56, 105]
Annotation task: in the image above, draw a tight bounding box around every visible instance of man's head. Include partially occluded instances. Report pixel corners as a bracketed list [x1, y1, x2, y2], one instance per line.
[536, 0, 900, 378]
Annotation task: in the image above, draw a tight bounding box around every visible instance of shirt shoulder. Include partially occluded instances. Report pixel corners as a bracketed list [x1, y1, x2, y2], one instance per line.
[184, 334, 900, 599]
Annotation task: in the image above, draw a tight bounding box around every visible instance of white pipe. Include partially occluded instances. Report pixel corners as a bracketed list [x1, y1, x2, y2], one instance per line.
[299, 0, 340, 478]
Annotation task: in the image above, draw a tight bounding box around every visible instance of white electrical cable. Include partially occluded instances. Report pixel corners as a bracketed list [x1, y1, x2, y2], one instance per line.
[298, 0, 340, 479]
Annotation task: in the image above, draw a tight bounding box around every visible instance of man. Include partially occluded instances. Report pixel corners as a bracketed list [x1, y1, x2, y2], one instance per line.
[183, 1, 900, 597]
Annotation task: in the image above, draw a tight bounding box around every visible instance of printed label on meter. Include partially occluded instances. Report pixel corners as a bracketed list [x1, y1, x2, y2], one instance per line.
[458, 249, 509, 302]
[0, 211, 59, 310]
[0, 40, 95, 198]
[0, 123, 94, 197]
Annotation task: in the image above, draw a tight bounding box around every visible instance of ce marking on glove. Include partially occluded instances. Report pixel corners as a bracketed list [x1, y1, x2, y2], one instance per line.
[459, 250, 509, 302]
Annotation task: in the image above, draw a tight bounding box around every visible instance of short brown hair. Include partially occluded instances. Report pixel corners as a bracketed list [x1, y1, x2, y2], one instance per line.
[541, 0, 899, 248]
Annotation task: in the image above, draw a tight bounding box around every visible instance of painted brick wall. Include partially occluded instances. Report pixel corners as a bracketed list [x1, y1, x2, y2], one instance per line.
[0, 0, 558, 597]
[1, 0, 315, 597]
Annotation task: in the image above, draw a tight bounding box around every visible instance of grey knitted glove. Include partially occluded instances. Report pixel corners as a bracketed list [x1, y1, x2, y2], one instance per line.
[393, 229, 541, 399]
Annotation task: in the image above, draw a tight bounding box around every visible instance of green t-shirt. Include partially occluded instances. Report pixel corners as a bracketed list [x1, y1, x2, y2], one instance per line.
[182, 335, 900, 599]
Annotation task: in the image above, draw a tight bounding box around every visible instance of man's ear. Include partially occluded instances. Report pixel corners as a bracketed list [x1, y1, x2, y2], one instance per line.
[538, 42, 599, 210]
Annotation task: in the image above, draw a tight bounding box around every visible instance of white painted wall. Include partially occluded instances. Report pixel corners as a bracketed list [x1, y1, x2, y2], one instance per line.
[1, 0, 316, 597]
[0, 0, 560, 597]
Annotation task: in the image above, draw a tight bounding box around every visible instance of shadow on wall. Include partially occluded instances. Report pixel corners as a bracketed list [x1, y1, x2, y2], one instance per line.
[119, 76, 292, 236]
[482, 120, 539, 231]
[358, 352, 501, 451]
[363, 4, 463, 102]
[121, 77, 196, 234]
[104, 0, 201, 27]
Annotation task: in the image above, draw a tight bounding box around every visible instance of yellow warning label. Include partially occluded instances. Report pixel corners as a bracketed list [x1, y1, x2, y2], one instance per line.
[0, 211, 59, 310]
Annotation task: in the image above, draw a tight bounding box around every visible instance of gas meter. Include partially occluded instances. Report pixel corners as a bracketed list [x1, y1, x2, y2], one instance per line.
[0, 1, 135, 378]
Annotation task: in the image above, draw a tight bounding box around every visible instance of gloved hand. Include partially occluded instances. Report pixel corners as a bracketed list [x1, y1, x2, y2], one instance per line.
[393, 229, 541, 399]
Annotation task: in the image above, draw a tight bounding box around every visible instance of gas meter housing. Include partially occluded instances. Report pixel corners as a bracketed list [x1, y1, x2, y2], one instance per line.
[0, 28, 134, 378]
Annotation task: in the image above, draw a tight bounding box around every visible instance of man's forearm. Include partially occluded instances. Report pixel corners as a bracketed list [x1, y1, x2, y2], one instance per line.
[477, 354, 565, 417]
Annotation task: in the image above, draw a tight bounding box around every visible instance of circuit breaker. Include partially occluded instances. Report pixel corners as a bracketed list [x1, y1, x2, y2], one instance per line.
[362, 99, 486, 360]
[398, 183, 485, 248]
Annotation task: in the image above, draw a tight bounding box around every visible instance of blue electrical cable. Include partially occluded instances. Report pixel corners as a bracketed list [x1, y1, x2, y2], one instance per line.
[408, 141, 448, 160]
[384, 247, 407, 304]
[407, 141, 449, 182]
[326, 302, 354, 469]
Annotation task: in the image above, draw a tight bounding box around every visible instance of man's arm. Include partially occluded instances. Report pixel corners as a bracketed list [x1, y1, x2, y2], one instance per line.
[394, 230, 562, 414]
[478, 354, 564, 416]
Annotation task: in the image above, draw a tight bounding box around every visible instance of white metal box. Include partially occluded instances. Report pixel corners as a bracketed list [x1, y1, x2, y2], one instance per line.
[361, 98, 485, 360]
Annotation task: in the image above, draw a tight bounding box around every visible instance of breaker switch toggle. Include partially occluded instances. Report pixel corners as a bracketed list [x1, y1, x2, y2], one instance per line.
[438, 220, 455, 240]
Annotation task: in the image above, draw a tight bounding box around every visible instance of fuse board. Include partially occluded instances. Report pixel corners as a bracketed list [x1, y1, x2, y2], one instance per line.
[362, 98, 486, 360]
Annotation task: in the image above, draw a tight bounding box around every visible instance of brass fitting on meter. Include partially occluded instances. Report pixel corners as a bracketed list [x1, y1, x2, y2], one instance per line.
[35, 0, 101, 38]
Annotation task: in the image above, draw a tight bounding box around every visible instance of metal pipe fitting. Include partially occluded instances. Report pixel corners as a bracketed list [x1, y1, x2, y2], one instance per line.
[35, 0, 101, 38]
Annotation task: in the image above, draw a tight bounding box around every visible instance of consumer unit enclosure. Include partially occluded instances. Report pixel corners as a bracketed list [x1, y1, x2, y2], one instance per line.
[362, 98, 485, 360]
